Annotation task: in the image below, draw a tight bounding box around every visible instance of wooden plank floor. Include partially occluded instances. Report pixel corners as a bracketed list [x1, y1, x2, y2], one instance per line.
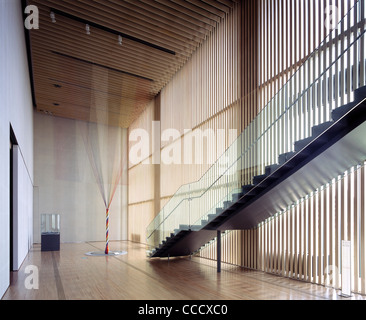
[2, 241, 365, 300]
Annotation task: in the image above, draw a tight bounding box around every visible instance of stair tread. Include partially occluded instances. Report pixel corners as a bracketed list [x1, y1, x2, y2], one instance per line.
[355, 86, 366, 100]
[294, 136, 317, 152]
[254, 174, 267, 180]
[232, 192, 244, 201]
[278, 151, 296, 165]
[265, 164, 280, 175]
[332, 102, 356, 121]
[311, 121, 333, 137]
[242, 184, 255, 192]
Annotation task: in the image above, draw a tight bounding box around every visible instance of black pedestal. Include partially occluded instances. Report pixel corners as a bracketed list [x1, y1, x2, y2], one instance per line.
[41, 233, 60, 251]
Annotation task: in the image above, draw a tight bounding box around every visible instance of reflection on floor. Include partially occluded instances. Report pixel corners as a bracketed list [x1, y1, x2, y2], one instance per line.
[2, 241, 365, 300]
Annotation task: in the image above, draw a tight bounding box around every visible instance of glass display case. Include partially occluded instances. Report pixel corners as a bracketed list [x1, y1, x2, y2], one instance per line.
[41, 214, 60, 251]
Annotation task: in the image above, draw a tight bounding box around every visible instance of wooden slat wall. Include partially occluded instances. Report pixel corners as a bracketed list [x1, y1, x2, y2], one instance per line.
[128, 2, 245, 244]
[199, 230, 242, 267]
[128, 200, 154, 243]
[258, 0, 356, 111]
[159, 1, 246, 201]
[131, 1, 364, 281]
[240, 0, 259, 130]
[160, 1, 242, 137]
[259, 162, 366, 294]
[198, 0, 366, 295]
[160, 104, 240, 201]
[128, 99, 157, 242]
[199, 161, 366, 295]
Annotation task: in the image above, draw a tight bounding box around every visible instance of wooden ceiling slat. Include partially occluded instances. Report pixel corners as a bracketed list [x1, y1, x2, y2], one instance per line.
[37, 95, 147, 119]
[32, 57, 167, 97]
[154, 0, 218, 26]
[33, 79, 153, 107]
[217, 0, 237, 5]
[171, 0, 225, 20]
[29, 0, 235, 128]
[33, 16, 189, 69]
[34, 73, 152, 99]
[116, 0, 214, 36]
[138, 0, 214, 33]
[34, 2, 191, 57]
[36, 103, 125, 128]
[31, 36, 175, 82]
[35, 90, 149, 114]
[32, 65, 154, 94]
[184, 0, 229, 16]
[32, 57, 155, 93]
[36, 95, 135, 117]
[201, 0, 233, 12]
[34, 80, 152, 102]
[36, 10, 195, 59]
[35, 89, 147, 115]
[33, 72, 152, 111]
[99, 0, 209, 40]
[33, 87, 152, 117]
[38, 0, 198, 55]
[32, 17, 188, 70]
[32, 61, 154, 90]
[35, 80, 152, 104]
[36, 99, 139, 119]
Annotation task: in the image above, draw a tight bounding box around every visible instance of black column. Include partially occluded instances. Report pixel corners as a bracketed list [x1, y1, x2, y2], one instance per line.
[217, 230, 221, 273]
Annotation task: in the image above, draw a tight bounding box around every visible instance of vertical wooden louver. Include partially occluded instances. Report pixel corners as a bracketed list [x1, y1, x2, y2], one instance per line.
[199, 162, 366, 295]
[240, 0, 259, 130]
[129, 1, 249, 243]
[198, 0, 366, 296]
[129, 0, 366, 296]
[127, 99, 156, 242]
[159, 1, 246, 205]
[259, 0, 332, 110]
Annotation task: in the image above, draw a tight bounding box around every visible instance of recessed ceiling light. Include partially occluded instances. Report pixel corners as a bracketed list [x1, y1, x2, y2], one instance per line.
[50, 11, 56, 23]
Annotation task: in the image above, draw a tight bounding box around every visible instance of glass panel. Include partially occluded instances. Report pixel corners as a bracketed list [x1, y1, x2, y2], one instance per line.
[41, 214, 60, 234]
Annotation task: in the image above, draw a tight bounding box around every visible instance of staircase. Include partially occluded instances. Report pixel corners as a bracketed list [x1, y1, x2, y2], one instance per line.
[146, 2, 366, 259]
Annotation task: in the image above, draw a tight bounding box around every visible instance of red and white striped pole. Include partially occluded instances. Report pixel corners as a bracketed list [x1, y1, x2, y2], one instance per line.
[105, 208, 109, 254]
